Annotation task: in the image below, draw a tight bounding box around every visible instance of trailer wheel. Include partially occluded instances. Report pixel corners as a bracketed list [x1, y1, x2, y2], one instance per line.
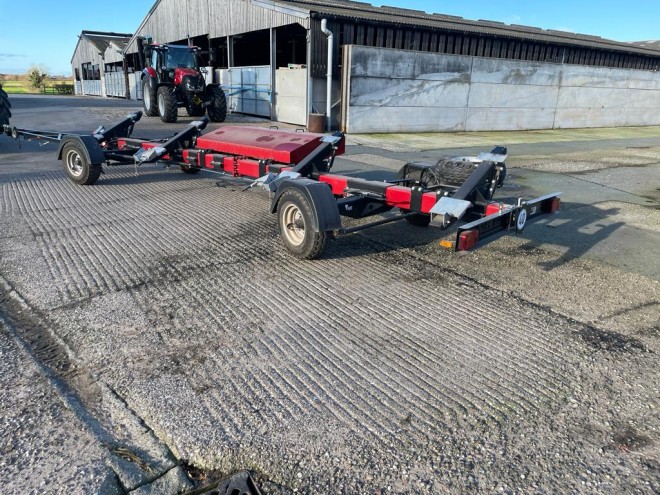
[61, 141, 102, 185]
[277, 189, 328, 259]
[142, 80, 158, 117]
[207, 86, 227, 122]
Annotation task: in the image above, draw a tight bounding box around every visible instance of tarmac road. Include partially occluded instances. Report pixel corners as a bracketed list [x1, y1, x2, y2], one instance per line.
[0, 95, 658, 494]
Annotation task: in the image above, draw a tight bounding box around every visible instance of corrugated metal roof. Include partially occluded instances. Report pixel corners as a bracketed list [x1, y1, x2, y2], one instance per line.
[81, 31, 133, 55]
[629, 40, 660, 50]
[274, 0, 660, 57]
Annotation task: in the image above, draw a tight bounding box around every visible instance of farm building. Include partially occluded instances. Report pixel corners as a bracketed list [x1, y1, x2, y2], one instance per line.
[78, 0, 660, 132]
[71, 31, 133, 98]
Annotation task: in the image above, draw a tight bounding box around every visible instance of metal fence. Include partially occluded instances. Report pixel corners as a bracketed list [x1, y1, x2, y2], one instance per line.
[105, 72, 126, 98]
[216, 66, 271, 117]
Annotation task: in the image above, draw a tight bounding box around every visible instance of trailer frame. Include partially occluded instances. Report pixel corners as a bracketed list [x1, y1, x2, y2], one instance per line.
[2, 112, 561, 259]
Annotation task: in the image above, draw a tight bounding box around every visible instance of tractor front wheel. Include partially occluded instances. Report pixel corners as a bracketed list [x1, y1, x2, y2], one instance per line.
[157, 86, 178, 123]
[277, 189, 328, 259]
[142, 80, 158, 117]
[207, 86, 227, 122]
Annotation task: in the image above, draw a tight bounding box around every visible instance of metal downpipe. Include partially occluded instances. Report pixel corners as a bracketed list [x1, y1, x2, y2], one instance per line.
[320, 18, 333, 131]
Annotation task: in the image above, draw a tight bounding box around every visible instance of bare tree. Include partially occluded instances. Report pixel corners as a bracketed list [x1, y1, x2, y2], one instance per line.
[26, 66, 48, 91]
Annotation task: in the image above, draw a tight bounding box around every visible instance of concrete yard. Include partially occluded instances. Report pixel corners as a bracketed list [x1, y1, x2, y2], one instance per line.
[0, 95, 658, 494]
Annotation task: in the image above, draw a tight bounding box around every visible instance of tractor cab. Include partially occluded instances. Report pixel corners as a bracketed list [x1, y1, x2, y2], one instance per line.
[149, 45, 200, 72]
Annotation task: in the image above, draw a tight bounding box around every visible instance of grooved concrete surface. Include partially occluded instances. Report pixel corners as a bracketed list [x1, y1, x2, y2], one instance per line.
[1, 96, 658, 494]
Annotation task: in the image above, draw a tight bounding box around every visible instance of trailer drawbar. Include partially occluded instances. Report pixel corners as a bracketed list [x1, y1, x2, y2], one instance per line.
[2, 112, 560, 259]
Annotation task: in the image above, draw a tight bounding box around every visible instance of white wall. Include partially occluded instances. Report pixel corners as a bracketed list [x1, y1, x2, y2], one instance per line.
[342, 45, 660, 133]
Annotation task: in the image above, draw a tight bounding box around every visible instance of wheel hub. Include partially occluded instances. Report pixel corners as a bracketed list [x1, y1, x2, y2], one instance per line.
[65, 149, 83, 177]
[282, 203, 305, 246]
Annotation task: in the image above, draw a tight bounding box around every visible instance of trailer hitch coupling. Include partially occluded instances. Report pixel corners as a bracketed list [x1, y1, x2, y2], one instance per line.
[431, 197, 472, 219]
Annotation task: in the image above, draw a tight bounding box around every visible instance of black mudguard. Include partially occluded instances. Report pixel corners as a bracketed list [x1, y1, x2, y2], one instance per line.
[270, 178, 342, 232]
[57, 135, 106, 165]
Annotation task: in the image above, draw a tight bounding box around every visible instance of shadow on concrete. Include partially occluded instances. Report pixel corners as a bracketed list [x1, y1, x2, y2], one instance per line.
[322, 201, 626, 269]
[519, 201, 626, 271]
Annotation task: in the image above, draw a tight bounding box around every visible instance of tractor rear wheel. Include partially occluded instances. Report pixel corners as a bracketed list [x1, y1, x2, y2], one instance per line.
[142, 80, 158, 117]
[207, 86, 227, 122]
[61, 140, 102, 185]
[277, 189, 328, 259]
[0, 85, 11, 127]
[157, 86, 178, 123]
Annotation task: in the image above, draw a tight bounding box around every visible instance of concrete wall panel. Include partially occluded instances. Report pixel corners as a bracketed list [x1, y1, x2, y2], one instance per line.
[347, 106, 467, 133]
[413, 53, 473, 80]
[471, 58, 561, 86]
[349, 77, 469, 107]
[468, 83, 559, 109]
[343, 46, 660, 133]
[466, 107, 556, 131]
[629, 70, 660, 91]
[554, 108, 632, 128]
[560, 65, 632, 88]
[350, 47, 416, 79]
[557, 87, 631, 108]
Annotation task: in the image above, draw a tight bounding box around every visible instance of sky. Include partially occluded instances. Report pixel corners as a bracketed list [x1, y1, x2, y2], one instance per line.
[0, 0, 658, 76]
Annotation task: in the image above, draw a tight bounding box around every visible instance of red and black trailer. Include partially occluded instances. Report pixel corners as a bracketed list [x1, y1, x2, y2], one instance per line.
[2, 112, 560, 259]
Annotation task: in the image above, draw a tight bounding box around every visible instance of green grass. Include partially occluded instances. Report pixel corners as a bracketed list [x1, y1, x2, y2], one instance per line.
[1, 78, 73, 94]
[1, 79, 37, 94]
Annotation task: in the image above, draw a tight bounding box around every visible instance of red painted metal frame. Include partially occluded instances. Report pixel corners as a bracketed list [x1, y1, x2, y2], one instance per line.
[196, 126, 338, 164]
[118, 127, 438, 214]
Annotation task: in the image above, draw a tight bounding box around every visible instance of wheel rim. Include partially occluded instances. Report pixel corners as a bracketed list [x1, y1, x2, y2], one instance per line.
[281, 203, 305, 247]
[158, 93, 165, 115]
[144, 86, 151, 111]
[65, 149, 84, 177]
[516, 209, 528, 231]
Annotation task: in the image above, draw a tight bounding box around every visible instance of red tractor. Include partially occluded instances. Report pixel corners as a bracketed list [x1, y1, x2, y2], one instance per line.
[139, 38, 226, 123]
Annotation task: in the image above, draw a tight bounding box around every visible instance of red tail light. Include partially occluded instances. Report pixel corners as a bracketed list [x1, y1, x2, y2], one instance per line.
[544, 197, 560, 213]
[485, 202, 500, 216]
[457, 230, 479, 251]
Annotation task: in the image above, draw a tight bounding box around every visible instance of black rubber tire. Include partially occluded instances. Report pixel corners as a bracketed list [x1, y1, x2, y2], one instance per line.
[61, 141, 102, 185]
[395, 159, 478, 226]
[207, 85, 227, 122]
[427, 159, 476, 186]
[180, 165, 200, 174]
[0, 85, 11, 127]
[277, 189, 328, 259]
[186, 104, 204, 117]
[157, 86, 178, 123]
[142, 80, 158, 117]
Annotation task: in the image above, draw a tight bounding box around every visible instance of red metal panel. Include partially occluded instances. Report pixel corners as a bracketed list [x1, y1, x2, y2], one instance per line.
[420, 192, 438, 213]
[385, 186, 412, 209]
[318, 174, 349, 195]
[384, 186, 437, 213]
[140, 141, 171, 160]
[221, 156, 261, 178]
[196, 126, 327, 164]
